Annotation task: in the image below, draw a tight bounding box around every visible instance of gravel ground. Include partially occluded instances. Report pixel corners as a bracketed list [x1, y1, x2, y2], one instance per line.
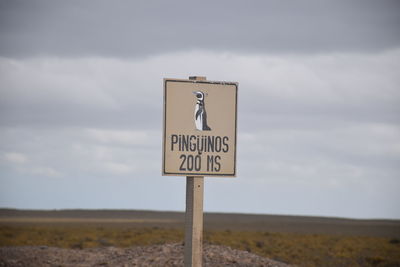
[0, 243, 291, 266]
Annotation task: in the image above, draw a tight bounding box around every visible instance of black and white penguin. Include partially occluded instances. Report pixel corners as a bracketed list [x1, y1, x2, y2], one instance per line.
[193, 91, 211, 131]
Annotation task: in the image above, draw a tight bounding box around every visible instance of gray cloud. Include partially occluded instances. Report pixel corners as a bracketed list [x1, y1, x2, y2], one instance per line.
[1, 50, 399, 218]
[1, 0, 399, 58]
[2, 50, 399, 129]
[1, 0, 399, 218]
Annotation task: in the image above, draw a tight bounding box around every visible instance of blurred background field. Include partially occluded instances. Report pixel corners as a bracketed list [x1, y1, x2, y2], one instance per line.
[1, 209, 400, 267]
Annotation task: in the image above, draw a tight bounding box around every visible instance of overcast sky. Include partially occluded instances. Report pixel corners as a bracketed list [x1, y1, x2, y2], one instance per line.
[1, 0, 399, 219]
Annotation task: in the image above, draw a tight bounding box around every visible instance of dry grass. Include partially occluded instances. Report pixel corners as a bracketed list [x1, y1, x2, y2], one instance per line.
[1, 224, 400, 266]
[205, 230, 400, 266]
[0, 225, 183, 249]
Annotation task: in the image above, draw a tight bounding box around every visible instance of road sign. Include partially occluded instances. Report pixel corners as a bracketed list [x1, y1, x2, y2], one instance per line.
[163, 78, 238, 177]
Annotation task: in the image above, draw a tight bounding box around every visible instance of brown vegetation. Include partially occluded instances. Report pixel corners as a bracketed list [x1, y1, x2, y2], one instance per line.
[1, 209, 400, 266]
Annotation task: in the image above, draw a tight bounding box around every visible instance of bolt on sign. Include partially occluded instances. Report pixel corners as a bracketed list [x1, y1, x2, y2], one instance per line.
[163, 78, 238, 177]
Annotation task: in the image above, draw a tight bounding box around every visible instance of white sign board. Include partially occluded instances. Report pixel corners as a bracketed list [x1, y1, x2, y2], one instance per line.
[163, 78, 238, 177]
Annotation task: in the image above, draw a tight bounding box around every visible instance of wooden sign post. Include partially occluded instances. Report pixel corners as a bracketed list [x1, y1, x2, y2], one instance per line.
[185, 176, 204, 266]
[185, 76, 206, 267]
[162, 76, 238, 266]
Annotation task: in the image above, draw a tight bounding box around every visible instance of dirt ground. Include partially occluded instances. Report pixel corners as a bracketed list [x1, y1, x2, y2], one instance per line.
[2, 209, 399, 266]
[0, 243, 291, 267]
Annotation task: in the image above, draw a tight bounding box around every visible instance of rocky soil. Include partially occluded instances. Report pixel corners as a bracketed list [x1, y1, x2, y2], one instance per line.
[0, 243, 291, 267]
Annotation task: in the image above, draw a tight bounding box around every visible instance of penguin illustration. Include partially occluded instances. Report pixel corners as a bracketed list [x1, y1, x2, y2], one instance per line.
[193, 91, 211, 131]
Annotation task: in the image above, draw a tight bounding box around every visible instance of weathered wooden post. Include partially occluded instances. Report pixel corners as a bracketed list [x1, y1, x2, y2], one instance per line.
[162, 76, 238, 267]
[184, 175, 204, 266]
[184, 76, 206, 267]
